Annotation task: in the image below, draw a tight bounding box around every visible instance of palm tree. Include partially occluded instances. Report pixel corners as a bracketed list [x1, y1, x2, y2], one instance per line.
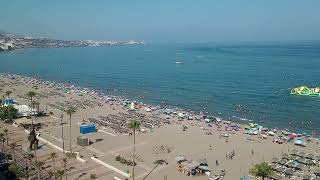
[21, 169, 32, 180]
[50, 152, 57, 175]
[8, 163, 22, 177]
[5, 90, 12, 98]
[35, 101, 40, 114]
[129, 119, 141, 180]
[30, 101, 37, 127]
[90, 173, 97, 180]
[62, 157, 68, 180]
[66, 107, 76, 152]
[250, 162, 273, 180]
[27, 91, 36, 128]
[0, 132, 4, 153]
[55, 170, 65, 180]
[26, 91, 36, 102]
[10, 142, 17, 162]
[4, 128, 8, 145]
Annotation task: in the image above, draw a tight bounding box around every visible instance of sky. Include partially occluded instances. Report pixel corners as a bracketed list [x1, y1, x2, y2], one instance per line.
[1, 0, 320, 43]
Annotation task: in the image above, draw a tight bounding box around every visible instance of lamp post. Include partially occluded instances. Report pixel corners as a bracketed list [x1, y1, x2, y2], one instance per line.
[60, 113, 65, 154]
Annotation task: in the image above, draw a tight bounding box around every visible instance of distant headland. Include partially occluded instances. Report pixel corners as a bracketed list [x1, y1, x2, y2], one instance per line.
[0, 30, 145, 52]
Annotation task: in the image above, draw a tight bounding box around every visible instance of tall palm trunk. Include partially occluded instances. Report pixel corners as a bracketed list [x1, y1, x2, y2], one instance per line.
[5, 133, 8, 146]
[12, 148, 15, 162]
[53, 159, 56, 175]
[34, 142, 37, 160]
[64, 163, 67, 180]
[69, 114, 72, 152]
[133, 129, 136, 180]
[30, 97, 34, 129]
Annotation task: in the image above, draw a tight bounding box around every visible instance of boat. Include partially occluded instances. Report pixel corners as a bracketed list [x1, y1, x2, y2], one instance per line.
[291, 86, 320, 97]
[175, 61, 182, 64]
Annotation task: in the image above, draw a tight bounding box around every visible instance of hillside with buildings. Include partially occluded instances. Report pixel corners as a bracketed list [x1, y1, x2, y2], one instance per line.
[0, 30, 145, 51]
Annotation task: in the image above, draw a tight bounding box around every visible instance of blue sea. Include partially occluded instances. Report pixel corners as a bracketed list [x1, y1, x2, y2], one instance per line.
[1, 41, 320, 133]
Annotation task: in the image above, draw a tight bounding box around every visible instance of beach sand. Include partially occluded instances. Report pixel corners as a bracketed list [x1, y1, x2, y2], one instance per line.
[1, 75, 319, 180]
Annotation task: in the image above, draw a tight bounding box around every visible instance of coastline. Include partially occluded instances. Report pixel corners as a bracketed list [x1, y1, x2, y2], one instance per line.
[1, 72, 320, 180]
[0, 72, 313, 137]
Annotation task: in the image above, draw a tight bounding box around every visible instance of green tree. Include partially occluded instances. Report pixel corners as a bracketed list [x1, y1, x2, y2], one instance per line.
[66, 107, 76, 152]
[26, 91, 36, 102]
[129, 119, 141, 180]
[35, 101, 40, 113]
[55, 170, 65, 180]
[250, 162, 273, 180]
[0, 105, 18, 122]
[5, 90, 12, 98]
[8, 163, 22, 177]
[3, 128, 8, 145]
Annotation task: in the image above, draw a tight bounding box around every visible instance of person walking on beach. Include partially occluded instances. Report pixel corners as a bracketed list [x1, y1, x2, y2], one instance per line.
[216, 160, 219, 166]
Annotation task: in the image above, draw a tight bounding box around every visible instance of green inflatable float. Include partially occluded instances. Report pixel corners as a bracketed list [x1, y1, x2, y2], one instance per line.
[291, 86, 320, 97]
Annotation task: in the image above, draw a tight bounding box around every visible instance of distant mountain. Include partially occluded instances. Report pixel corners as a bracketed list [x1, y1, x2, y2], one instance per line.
[0, 30, 20, 38]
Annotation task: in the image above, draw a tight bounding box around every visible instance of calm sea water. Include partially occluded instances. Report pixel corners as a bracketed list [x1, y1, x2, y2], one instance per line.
[1, 42, 320, 133]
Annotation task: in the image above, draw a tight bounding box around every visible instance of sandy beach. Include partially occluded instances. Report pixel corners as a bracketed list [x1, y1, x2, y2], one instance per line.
[1, 73, 320, 180]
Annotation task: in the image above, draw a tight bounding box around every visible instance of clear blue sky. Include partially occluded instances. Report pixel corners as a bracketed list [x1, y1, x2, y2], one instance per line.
[1, 0, 320, 42]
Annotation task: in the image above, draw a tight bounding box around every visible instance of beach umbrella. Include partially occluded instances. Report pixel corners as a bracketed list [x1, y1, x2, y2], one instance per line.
[272, 157, 279, 163]
[286, 161, 295, 167]
[198, 165, 210, 171]
[297, 157, 306, 163]
[268, 131, 275, 136]
[278, 159, 287, 165]
[302, 175, 311, 180]
[298, 151, 306, 157]
[306, 159, 315, 165]
[284, 169, 294, 176]
[276, 167, 285, 172]
[282, 153, 289, 159]
[306, 153, 314, 159]
[197, 158, 208, 165]
[175, 155, 186, 163]
[270, 164, 277, 170]
[295, 163, 304, 170]
[291, 149, 299, 155]
[314, 169, 320, 176]
[315, 156, 320, 161]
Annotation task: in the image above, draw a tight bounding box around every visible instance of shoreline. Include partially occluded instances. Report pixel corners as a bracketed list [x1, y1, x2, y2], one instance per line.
[0, 72, 314, 137]
[1, 72, 320, 179]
